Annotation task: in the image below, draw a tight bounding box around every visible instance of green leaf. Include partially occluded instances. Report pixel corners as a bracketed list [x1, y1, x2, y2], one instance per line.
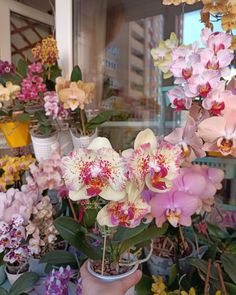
[13, 113, 30, 122]
[0, 288, 8, 295]
[168, 264, 177, 287]
[225, 282, 236, 294]
[82, 209, 98, 228]
[40, 250, 77, 267]
[70, 65, 82, 82]
[54, 217, 102, 260]
[0, 110, 11, 117]
[9, 272, 39, 295]
[17, 59, 27, 77]
[135, 274, 152, 295]
[221, 253, 236, 284]
[207, 222, 229, 240]
[85, 111, 115, 132]
[119, 223, 168, 255]
[188, 258, 219, 280]
[113, 223, 148, 242]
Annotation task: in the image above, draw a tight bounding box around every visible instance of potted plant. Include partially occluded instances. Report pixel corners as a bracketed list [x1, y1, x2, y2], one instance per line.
[0, 215, 30, 285]
[0, 67, 31, 148]
[54, 65, 115, 149]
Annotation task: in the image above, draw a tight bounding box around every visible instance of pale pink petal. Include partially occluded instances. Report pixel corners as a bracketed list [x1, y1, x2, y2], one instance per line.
[198, 117, 226, 142]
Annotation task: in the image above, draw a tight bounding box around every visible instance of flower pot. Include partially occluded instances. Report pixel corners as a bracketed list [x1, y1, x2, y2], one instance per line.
[144, 239, 196, 277]
[70, 128, 98, 149]
[28, 257, 46, 277]
[0, 265, 6, 284]
[5, 263, 29, 285]
[31, 131, 59, 161]
[0, 121, 31, 148]
[87, 258, 138, 295]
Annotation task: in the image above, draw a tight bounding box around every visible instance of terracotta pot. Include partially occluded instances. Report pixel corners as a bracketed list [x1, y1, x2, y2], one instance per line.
[70, 128, 98, 149]
[87, 257, 138, 295]
[31, 130, 59, 161]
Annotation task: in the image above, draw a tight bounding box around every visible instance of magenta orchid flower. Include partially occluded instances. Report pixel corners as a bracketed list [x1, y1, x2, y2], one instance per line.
[198, 111, 236, 156]
[150, 189, 200, 227]
[167, 86, 192, 111]
[62, 137, 127, 201]
[164, 116, 206, 161]
[96, 182, 151, 228]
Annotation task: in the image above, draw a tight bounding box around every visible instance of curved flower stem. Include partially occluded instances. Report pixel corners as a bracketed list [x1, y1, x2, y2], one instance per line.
[68, 198, 77, 221]
[179, 225, 187, 251]
[216, 262, 227, 295]
[80, 109, 86, 136]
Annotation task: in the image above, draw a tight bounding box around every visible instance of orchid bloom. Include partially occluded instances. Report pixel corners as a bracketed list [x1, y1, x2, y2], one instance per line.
[96, 182, 151, 228]
[167, 86, 192, 111]
[62, 137, 127, 201]
[123, 128, 158, 191]
[150, 188, 200, 227]
[163, 0, 200, 5]
[164, 116, 206, 161]
[198, 111, 236, 156]
[202, 81, 229, 115]
[201, 28, 232, 52]
[124, 129, 181, 192]
[0, 82, 20, 102]
[151, 33, 178, 79]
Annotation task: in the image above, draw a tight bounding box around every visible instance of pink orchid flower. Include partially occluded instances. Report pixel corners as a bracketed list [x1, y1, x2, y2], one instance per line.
[97, 182, 151, 228]
[167, 86, 192, 111]
[189, 103, 210, 124]
[201, 28, 232, 53]
[62, 137, 127, 201]
[198, 111, 236, 156]
[171, 42, 200, 84]
[164, 116, 206, 161]
[202, 81, 230, 116]
[199, 47, 233, 76]
[185, 63, 220, 98]
[150, 189, 200, 228]
[177, 166, 224, 212]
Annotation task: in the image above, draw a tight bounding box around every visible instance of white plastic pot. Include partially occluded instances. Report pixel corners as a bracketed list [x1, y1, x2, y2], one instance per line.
[5, 265, 28, 285]
[31, 132, 59, 161]
[87, 259, 138, 295]
[70, 128, 98, 149]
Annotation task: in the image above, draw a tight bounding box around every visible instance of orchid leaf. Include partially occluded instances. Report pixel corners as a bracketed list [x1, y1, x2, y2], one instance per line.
[13, 113, 30, 122]
[9, 272, 39, 295]
[118, 223, 168, 255]
[17, 59, 27, 77]
[113, 223, 148, 242]
[85, 110, 115, 132]
[54, 217, 102, 260]
[206, 222, 229, 240]
[70, 65, 82, 82]
[221, 253, 236, 284]
[135, 274, 152, 295]
[188, 258, 219, 280]
[0, 288, 8, 295]
[40, 250, 78, 268]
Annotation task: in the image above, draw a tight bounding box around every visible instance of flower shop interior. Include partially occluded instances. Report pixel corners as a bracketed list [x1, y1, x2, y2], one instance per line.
[0, 0, 236, 294]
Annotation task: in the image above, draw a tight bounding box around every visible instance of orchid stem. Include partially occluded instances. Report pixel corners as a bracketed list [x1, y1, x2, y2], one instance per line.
[101, 233, 107, 276]
[204, 259, 212, 295]
[68, 198, 77, 221]
[80, 109, 86, 136]
[179, 225, 187, 250]
[216, 262, 227, 295]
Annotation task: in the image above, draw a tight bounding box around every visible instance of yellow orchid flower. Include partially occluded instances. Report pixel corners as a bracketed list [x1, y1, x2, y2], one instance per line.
[163, 0, 200, 5]
[181, 288, 196, 295]
[151, 33, 178, 79]
[152, 276, 167, 295]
